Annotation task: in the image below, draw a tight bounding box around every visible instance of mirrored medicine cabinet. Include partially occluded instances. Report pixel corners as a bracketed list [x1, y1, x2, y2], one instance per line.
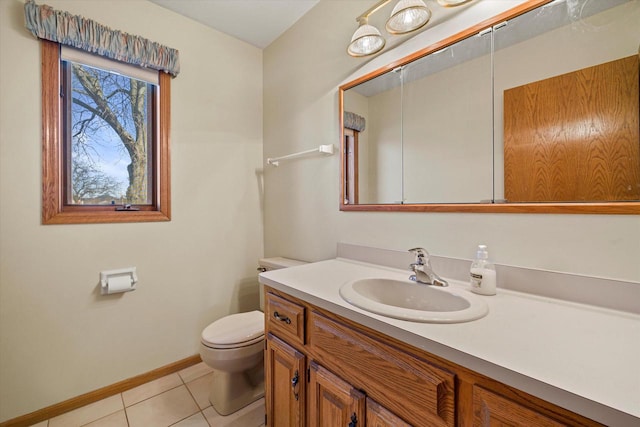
[339, 0, 640, 214]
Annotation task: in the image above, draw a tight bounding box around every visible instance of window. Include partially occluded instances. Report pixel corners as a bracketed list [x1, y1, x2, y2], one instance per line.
[41, 40, 171, 224]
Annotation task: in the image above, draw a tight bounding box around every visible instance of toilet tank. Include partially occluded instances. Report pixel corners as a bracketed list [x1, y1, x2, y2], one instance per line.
[258, 257, 306, 310]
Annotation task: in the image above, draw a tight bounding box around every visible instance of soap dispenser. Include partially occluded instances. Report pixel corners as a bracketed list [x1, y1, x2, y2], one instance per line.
[470, 245, 496, 295]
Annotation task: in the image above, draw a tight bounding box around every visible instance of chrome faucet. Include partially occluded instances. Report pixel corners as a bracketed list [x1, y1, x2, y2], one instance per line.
[408, 248, 448, 287]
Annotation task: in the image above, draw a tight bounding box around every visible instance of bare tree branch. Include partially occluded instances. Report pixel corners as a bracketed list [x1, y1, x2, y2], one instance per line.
[70, 63, 150, 204]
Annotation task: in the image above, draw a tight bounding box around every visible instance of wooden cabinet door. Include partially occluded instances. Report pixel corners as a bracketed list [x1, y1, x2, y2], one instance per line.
[309, 361, 365, 427]
[265, 333, 306, 427]
[503, 55, 639, 202]
[367, 397, 412, 427]
[473, 386, 566, 427]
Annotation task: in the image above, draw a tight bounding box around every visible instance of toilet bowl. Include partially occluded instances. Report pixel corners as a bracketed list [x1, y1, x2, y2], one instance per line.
[199, 257, 306, 415]
[200, 310, 265, 415]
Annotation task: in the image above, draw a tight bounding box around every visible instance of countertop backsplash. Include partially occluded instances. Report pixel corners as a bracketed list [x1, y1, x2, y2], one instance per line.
[337, 242, 640, 314]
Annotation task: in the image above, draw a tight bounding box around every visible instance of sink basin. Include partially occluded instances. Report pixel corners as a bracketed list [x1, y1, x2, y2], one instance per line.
[339, 278, 489, 323]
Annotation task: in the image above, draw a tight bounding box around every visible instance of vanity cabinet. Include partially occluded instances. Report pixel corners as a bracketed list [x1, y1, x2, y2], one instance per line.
[264, 288, 603, 427]
[265, 290, 433, 426]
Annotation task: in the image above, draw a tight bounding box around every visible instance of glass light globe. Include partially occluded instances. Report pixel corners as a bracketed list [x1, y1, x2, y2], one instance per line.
[386, 0, 431, 34]
[348, 24, 386, 57]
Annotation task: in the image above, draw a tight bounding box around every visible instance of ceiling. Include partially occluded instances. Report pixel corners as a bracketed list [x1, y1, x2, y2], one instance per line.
[148, 0, 320, 49]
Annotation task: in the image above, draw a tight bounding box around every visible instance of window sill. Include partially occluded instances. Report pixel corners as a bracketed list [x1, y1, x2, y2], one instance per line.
[42, 209, 171, 225]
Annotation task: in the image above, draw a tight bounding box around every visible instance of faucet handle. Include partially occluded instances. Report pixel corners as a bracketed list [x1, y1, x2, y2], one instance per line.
[408, 247, 428, 264]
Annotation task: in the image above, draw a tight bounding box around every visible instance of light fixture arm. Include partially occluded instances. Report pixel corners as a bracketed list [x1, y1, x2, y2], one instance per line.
[355, 0, 393, 23]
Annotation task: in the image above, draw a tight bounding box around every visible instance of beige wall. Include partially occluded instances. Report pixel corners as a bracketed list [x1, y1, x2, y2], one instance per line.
[0, 0, 263, 421]
[263, 1, 640, 280]
[361, 49, 493, 203]
[368, 86, 403, 203]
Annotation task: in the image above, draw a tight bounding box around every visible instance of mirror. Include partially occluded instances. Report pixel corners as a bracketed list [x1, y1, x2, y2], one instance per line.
[340, 0, 640, 213]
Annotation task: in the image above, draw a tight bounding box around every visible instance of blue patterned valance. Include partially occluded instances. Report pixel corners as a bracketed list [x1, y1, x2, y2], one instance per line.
[24, 0, 180, 77]
[344, 111, 366, 132]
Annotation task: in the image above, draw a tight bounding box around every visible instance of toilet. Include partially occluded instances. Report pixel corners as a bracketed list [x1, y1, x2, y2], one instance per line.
[199, 257, 306, 415]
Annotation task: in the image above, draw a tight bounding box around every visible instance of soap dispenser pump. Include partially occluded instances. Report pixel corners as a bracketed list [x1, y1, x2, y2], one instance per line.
[470, 245, 496, 295]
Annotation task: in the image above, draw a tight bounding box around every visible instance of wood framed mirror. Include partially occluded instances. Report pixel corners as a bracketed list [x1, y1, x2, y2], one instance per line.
[339, 0, 640, 214]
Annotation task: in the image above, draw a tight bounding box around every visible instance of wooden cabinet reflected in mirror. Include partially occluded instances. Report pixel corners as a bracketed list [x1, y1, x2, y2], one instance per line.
[339, 0, 640, 214]
[504, 56, 639, 202]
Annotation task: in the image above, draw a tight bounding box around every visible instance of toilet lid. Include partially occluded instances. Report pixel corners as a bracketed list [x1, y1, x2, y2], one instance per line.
[201, 310, 264, 348]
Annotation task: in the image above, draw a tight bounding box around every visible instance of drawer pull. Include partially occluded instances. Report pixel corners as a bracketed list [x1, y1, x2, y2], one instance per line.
[273, 311, 292, 324]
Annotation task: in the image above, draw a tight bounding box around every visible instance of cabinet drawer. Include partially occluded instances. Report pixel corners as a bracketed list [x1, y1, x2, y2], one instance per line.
[367, 398, 412, 427]
[309, 311, 455, 427]
[265, 292, 305, 347]
[473, 386, 566, 427]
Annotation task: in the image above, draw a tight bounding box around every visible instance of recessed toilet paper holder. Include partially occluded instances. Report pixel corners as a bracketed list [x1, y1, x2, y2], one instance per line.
[100, 267, 138, 295]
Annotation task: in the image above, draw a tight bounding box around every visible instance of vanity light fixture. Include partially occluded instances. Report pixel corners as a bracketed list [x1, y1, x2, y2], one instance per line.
[348, 0, 473, 57]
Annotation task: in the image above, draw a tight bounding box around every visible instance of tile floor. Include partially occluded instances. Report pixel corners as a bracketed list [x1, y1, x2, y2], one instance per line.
[30, 362, 265, 427]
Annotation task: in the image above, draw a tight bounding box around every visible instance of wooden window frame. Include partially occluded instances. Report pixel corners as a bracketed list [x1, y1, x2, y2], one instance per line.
[343, 128, 359, 205]
[41, 40, 171, 224]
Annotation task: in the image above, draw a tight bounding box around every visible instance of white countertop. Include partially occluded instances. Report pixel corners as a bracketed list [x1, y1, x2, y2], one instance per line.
[259, 258, 640, 427]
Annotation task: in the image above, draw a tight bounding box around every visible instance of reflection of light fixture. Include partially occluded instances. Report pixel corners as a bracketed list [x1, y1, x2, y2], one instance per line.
[348, 0, 474, 57]
[386, 0, 431, 34]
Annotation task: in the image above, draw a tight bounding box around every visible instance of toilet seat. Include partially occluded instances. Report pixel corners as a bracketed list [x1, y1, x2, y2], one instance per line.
[201, 310, 264, 349]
